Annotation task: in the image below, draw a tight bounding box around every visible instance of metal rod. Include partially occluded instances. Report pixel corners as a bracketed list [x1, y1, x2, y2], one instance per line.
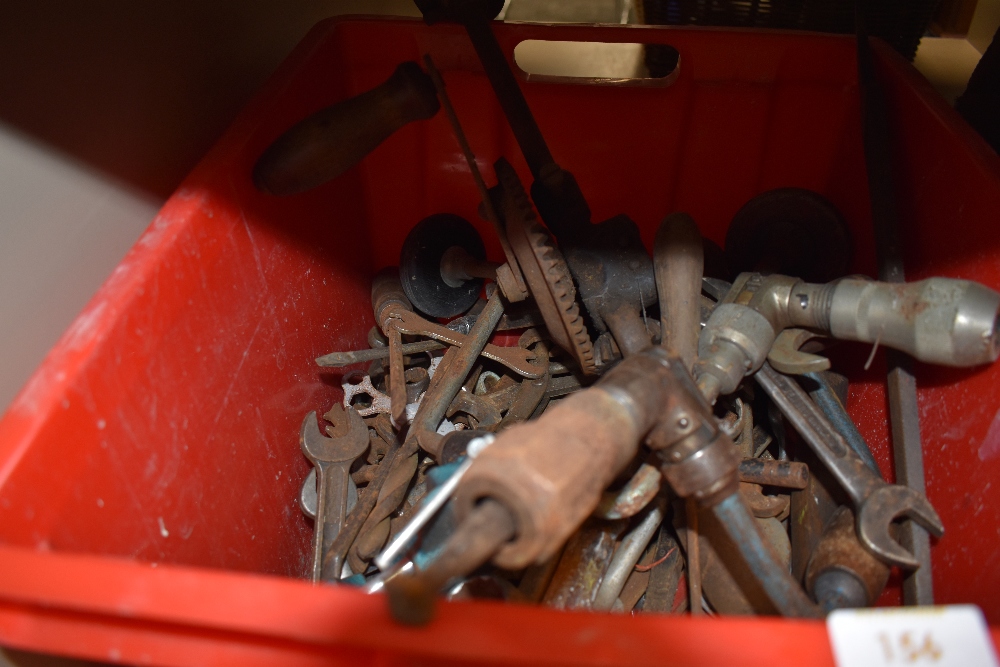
[462, 20, 554, 180]
[804, 371, 881, 476]
[386, 498, 516, 625]
[888, 358, 934, 604]
[686, 498, 703, 616]
[738, 459, 809, 490]
[711, 493, 823, 618]
[388, 326, 408, 428]
[655, 213, 704, 372]
[592, 503, 665, 610]
[411, 288, 506, 448]
[856, 0, 934, 605]
[316, 339, 445, 368]
[422, 54, 527, 296]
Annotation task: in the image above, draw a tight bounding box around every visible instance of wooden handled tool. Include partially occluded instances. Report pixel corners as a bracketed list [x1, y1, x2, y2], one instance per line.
[253, 61, 439, 195]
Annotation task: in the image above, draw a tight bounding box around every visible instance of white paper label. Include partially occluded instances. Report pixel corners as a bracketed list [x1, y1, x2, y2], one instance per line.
[828, 605, 999, 667]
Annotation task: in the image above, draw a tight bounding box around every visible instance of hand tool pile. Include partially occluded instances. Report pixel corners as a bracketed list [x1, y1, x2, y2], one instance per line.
[255, 1, 1000, 624]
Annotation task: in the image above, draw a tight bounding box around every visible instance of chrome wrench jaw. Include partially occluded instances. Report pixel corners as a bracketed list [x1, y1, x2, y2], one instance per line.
[857, 485, 944, 570]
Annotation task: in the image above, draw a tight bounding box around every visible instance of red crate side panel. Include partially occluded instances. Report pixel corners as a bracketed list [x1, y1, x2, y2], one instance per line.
[0, 547, 845, 667]
[0, 181, 371, 575]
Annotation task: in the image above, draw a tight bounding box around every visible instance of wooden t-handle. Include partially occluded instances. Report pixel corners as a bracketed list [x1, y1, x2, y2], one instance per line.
[253, 61, 440, 196]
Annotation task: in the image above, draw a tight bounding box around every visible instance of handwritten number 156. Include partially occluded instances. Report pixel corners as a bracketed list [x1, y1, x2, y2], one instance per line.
[877, 631, 944, 663]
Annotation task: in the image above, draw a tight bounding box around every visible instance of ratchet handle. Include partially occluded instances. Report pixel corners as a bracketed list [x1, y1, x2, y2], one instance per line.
[253, 61, 440, 196]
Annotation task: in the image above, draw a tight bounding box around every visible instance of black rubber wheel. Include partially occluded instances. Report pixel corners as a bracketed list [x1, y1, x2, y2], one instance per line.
[400, 213, 486, 319]
[724, 188, 853, 284]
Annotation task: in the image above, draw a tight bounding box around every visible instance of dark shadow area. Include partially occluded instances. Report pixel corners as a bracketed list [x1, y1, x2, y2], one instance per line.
[0, 1, 418, 199]
[0, 648, 107, 667]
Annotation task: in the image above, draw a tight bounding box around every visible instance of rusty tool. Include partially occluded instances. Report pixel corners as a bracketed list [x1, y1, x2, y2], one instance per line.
[653, 211, 707, 613]
[765, 334, 883, 474]
[315, 305, 548, 368]
[756, 362, 944, 569]
[447, 377, 521, 431]
[371, 268, 416, 428]
[594, 463, 662, 521]
[414, 0, 586, 237]
[299, 407, 369, 581]
[387, 498, 517, 626]
[640, 525, 685, 613]
[417, 1, 657, 358]
[498, 159, 597, 373]
[447, 347, 819, 617]
[737, 459, 809, 489]
[656, 212, 704, 371]
[685, 499, 704, 615]
[421, 54, 528, 303]
[389, 309, 541, 379]
[806, 506, 890, 611]
[343, 288, 507, 574]
[790, 446, 839, 586]
[591, 458, 805, 524]
[253, 61, 440, 195]
[541, 519, 628, 610]
[372, 268, 540, 427]
[298, 466, 357, 522]
[731, 400, 790, 520]
[321, 415, 402, 581]
[317, 339, 445, 368]
[498, 339, 550, 429]
[375, 433, 496, 572]
[766, 328, 830, 376]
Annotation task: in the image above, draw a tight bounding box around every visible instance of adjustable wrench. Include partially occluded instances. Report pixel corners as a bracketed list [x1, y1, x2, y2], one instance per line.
[755, 363, 943, 569]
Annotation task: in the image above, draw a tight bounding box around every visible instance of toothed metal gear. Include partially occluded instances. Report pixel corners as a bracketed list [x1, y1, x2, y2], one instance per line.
[495, 160, 597, 375]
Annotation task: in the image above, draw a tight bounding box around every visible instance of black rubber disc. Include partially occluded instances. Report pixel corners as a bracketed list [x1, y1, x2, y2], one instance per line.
[724, 188, 853, 284]
[400, 213, 486, 319]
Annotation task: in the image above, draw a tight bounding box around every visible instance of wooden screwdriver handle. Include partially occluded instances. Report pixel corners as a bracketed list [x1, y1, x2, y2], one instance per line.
[253, 61, 440, 196]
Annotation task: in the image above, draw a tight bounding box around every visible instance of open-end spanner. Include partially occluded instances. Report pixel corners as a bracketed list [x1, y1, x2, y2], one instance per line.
[755, 362, 943, 569]
[300, 406, 369, 581]
[299, 467, 357, 520]
[766, 328, 830, 375]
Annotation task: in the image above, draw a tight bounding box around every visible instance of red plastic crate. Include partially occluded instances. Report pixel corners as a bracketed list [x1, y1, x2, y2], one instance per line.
[1, 17, 1000, 666]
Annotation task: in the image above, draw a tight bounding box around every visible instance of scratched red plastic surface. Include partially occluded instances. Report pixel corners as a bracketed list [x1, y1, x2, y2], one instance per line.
[0, 17, 999, 666]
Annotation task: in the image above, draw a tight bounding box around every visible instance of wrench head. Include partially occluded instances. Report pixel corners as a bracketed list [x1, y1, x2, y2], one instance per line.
[299, 408, 369, 463]
[767, 328, 831, 376]
[857, 484, 945, 570]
